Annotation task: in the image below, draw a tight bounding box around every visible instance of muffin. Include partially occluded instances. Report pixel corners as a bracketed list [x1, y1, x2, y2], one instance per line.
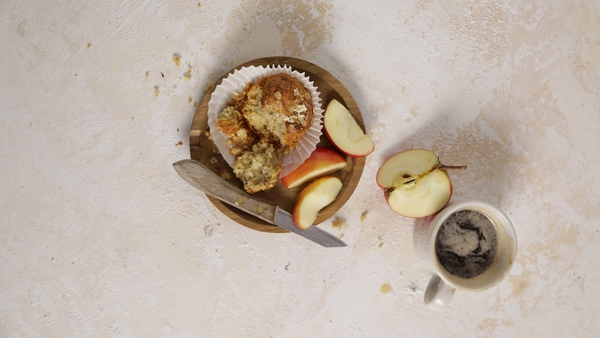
[214, 72, 317, 193]
[232, 140, 282, 193]
[242, 73, 314, 153]
[215, 106, 257, 156]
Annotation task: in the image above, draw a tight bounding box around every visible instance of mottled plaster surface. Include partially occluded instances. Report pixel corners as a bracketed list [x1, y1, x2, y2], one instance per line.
[1, 0, 599, 337]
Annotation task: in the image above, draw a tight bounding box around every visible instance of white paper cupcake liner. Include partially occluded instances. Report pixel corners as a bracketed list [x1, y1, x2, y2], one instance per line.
[207, 65, 324, 177]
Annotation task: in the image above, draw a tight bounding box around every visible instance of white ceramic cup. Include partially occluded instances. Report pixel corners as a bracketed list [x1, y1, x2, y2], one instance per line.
[413, 197, 517, 310]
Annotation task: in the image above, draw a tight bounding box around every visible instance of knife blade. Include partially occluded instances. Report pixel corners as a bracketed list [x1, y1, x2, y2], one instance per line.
[173, 159, 347, 248]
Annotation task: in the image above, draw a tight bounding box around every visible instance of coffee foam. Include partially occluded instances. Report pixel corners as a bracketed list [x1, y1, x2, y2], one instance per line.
[435, 209, 499, 279]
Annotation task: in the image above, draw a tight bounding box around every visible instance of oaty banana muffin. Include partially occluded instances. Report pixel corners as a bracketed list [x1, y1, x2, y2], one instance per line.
[215, 72, 314, 193]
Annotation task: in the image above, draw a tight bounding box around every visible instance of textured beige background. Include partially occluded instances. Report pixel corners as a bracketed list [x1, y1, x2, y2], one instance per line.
[1, 0, 599, 337]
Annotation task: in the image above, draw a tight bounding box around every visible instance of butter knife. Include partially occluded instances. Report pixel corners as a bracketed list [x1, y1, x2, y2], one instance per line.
[173, 159, 347, 248]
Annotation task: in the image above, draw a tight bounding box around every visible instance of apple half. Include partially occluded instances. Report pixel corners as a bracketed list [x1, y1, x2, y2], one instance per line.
[376, 149, 466, 218]
[281, 147, 347, 189]
[293, 176, 343, 229]
[323, 99, 375, 157]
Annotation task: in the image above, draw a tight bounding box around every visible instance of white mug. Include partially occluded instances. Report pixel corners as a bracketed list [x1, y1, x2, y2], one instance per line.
[413, 197, 518, 310]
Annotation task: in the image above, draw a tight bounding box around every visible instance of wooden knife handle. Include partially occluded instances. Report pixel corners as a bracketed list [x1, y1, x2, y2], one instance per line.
[173, 159, 278, 224]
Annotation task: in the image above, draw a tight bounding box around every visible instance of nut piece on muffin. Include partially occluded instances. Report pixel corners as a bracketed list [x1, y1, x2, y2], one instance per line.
[216, 72, 314, 194]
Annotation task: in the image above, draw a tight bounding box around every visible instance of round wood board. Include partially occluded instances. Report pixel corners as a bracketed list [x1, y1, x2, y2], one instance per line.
[189, 56, 366, 233]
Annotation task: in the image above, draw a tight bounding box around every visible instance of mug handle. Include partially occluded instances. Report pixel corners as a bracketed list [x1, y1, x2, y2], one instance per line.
[424, 275, 455, 310]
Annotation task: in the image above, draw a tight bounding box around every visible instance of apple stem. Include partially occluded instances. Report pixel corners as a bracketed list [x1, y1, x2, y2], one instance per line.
[434, 164, 467, 171]
[392, 164, 466, 190]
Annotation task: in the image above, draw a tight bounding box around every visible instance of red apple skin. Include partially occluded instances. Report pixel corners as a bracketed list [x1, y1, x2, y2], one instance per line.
[293, 176, 343, 230]
[281, 147, 347, 189]
[323, 99, 375, 158]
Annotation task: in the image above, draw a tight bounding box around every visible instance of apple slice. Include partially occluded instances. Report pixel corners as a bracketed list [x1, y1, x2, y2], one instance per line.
[281, 147, 347, 189]
[293, 176, 343, 229]
[376, 149, 466, 218]
[323, 99, 375, 157]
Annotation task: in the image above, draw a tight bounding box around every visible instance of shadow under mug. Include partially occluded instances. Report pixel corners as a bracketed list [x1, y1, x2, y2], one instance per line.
[413, 197, 518, 310]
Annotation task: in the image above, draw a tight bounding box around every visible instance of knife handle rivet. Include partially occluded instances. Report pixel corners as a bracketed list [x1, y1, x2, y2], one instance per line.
[236, 197, 244, 204]
[257, 206, 264, 214]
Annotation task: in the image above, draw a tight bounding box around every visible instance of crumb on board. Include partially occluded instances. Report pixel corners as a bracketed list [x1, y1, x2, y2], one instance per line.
[332, 218, 346, 229]
[209, 157, 218, 165]
[205, 82, 213, 91]
[175, 141, 183, 146]
[220, 170, 233, 180]
[154, 86, 159, 97]
[204, 131, 213, 140]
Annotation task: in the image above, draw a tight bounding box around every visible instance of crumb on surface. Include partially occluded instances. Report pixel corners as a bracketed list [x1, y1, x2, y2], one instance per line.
[183, 67, 192, 81]
[332, 218, 346, 229]
[361, 211, 368, 222]
[380, 282, 392, 294]
[209, 157, 218, 165]
[175, 141, 183, 146]
[173, 54, 181, 66]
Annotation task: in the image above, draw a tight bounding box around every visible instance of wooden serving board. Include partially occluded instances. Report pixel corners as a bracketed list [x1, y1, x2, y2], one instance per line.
[189, 56, 366, 233]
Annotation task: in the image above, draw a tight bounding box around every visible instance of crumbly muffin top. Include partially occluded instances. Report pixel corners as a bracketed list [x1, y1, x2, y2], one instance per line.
[243, 73, 313, 150]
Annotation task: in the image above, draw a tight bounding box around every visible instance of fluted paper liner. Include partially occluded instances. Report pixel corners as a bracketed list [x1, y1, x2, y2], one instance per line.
[207, 65, 324, 177]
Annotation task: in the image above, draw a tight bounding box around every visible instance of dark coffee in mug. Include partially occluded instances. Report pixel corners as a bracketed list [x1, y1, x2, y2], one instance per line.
[434, 209, 499, 279]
